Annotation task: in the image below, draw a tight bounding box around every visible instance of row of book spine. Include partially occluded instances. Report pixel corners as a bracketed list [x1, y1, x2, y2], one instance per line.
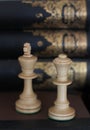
[0, 0, 89, 91]
[0, 60, 89, 91]
[0, 0, 89, 30]
[0, 30, 90, 59]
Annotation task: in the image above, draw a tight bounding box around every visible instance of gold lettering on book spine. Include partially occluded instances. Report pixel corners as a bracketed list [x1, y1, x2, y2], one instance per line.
[29, 30, 87, 57]
[22, 0, 87, 28]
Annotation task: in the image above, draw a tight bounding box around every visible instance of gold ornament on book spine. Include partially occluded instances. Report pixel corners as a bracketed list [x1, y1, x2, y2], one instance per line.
[27, 30, 87, 57]
[22, 0, 87, 28]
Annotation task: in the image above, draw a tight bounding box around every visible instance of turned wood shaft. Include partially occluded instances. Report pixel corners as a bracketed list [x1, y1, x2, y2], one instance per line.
[23, 79, 35, 96]
[57, 85, 67, 103]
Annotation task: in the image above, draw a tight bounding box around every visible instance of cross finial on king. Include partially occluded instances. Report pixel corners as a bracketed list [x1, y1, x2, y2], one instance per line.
[23, 42, 32, 57]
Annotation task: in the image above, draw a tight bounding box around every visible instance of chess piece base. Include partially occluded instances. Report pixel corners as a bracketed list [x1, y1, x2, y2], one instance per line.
[48, 106, 75, 121]
[15, 99, 41, 114]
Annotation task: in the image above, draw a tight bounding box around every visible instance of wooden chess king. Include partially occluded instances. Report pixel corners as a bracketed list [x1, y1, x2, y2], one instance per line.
[15, 43, 41, 114]
[48, 54, 75, 121]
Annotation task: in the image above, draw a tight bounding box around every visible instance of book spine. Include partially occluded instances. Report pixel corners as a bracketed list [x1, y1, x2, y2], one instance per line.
[0, 59, 89, 91]
[0, 0, 88, 29]
[34, 59, 89, 90]
[0, 30, 89, 59]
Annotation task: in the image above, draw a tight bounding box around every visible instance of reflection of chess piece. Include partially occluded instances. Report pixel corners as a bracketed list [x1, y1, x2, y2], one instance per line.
[15, 43, 41, 114]
[48, 54, 75, 121]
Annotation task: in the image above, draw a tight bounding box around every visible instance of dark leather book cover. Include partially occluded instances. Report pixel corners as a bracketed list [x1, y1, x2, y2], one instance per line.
[0, 0, 89, 29]
[0, 59, 89, 91]
[0, 30, 89, 59]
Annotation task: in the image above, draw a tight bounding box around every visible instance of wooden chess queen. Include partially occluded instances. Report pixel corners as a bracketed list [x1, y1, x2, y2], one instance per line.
[48, 54, 75, 121]
[15, 43, 41, 114]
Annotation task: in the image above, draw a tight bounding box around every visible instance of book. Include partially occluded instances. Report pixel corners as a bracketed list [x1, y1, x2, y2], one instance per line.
[0, 30, 89, 59]
[0, 59, 89, 91]
[0, 0, 88, 29]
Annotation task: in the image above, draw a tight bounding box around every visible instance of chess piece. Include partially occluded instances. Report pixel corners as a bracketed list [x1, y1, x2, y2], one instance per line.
[15, 43, 41, 114]
[48, 54, 75, 121]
